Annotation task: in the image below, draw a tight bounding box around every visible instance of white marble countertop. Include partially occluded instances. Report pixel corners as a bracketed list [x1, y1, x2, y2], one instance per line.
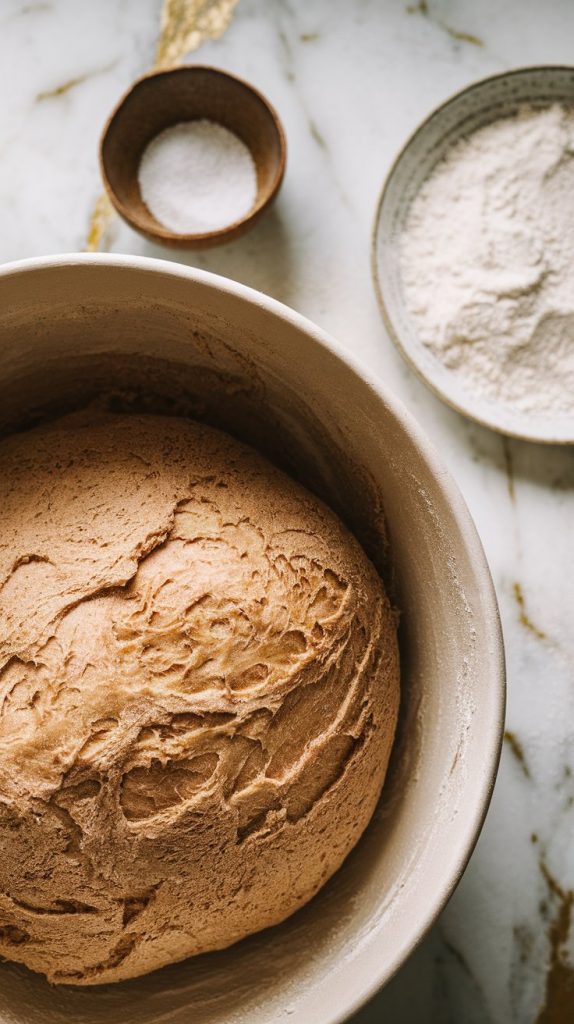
[1, 1, 574, 1020]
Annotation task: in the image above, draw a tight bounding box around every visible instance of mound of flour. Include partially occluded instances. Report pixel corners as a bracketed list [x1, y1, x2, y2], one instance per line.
[400, 104, 574, 415]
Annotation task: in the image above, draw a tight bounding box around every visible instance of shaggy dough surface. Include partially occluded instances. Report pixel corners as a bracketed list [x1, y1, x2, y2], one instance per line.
[0, 412, 399, 984]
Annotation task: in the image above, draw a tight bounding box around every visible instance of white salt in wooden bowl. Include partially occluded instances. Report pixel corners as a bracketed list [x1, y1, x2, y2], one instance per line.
[100, 66, 286, 249]
[0, 254, 504, 1023]
[372, 66, 574, 445]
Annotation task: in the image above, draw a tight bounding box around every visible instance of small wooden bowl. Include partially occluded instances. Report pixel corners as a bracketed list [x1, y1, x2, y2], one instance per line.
[100, 66, 286, 249]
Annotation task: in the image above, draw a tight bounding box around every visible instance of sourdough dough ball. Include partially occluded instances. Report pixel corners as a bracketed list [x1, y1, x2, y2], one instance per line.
[0, 412, 399, 985]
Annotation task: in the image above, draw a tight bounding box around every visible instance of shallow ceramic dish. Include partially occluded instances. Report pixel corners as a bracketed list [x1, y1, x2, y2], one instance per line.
[372, 65, 574, 445]
[0, 255, 504, 1024]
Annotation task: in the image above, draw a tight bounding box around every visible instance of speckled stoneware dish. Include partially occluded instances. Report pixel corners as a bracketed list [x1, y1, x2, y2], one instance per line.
[0, 255, 504, 1024]
[372, 66, 574, 445]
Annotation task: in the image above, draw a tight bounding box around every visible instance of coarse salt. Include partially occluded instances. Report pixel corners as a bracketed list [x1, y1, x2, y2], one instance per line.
[138, 119, 257, 235]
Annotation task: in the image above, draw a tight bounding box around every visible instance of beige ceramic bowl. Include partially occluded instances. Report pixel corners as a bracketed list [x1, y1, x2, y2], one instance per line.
[0, 255, 504, 1024]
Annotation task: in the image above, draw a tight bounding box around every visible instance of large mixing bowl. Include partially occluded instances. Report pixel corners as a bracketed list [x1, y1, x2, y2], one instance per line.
[0, 255, 504, 1024]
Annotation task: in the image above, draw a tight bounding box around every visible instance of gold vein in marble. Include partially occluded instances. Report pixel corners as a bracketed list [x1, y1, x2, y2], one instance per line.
[536, 860, 574, 1023]
[406, 0, 484, 47]
[501, 437, 515, 502]
[85, 194, 114, 254]
[503, 730, 530, 779]
[512, 582, 547, 643]
[16, 2, 51, 16]
[445, 27, 483, 46]
[308, 118, 327, 150]
[38, 74, 90, 102]
[154, 0, 239, 69]
[37, 62, 117, 103]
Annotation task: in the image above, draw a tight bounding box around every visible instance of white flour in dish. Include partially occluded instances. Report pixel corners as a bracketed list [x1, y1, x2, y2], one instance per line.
[400, 103, 574, 415]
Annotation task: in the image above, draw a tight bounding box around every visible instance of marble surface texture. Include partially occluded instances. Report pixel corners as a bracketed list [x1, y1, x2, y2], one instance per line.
[1, 1, 574, 1021]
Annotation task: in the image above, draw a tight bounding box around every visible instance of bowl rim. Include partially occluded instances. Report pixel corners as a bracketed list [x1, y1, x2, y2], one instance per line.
[371, 64, 574, 446]
[0, 253, 505, 1021]
[99, 65, 287, 247]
